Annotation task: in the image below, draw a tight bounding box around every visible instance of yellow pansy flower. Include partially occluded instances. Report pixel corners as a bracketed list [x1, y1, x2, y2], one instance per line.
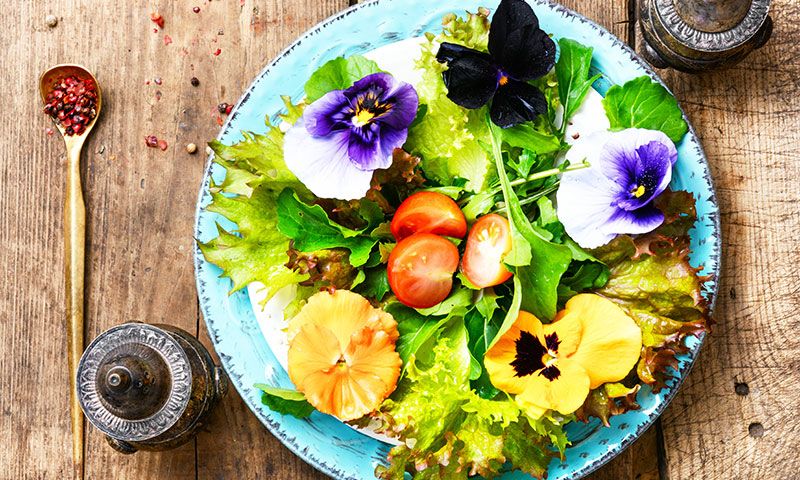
[287, 290, 402, 421]
[484, 294, 642, 418]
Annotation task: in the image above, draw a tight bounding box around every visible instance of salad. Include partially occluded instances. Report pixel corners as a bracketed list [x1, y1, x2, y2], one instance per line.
[199, 0, 711, 478]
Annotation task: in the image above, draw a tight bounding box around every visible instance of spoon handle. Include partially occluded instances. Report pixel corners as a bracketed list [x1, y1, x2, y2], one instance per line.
[64, 141, 85, 479]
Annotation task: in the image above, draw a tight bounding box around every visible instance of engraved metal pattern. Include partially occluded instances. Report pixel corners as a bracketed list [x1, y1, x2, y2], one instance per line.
[77, 324, 193, 442]
[655, 0, 770, 52]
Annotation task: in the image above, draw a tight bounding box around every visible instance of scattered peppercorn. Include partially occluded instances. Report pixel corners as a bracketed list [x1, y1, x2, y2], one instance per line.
[186, 143, 198, 154]
[163, 35, 173, 46]
[154, 77, 163, 85]
[190, 77, 200, 87]
[217, 102, 230, 114]
[43, 75, 98, 136]
[192, 6, 201, 13]
[45, 15, 58, 28]
[144, 135, 159, 148]
[157, 139, 168, 151]
[150, 12, 165, 29]
[213, 48, 222, 56]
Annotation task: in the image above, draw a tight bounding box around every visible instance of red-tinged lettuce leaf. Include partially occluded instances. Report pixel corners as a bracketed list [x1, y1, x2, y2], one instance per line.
[576, 383, 641, 427]
[358, 326, 560, 480]
[591, 190, 711, 392]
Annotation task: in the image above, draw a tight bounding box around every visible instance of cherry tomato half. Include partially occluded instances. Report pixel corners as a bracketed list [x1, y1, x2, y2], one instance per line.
[387, 233, 460, 309]
[390, 191, 467, 241]
[461, 214, 514, 288]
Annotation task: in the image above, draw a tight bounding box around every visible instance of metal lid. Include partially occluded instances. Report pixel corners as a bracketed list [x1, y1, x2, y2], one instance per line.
[77, 323, 193, 442]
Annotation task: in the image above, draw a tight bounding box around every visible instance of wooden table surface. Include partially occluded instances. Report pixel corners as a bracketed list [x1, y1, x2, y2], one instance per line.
[4, 0, 799, 479]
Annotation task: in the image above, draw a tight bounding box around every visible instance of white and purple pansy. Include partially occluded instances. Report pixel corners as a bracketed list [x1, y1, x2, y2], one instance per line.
[283, 72, 419, 200]
[556, 128, 678, 249]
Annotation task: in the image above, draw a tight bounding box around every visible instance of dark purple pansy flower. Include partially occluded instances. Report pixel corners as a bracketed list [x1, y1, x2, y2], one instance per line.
[284, 72, 419, 200]
[436, 0, 556, 128]
[556, 129, 678, 248]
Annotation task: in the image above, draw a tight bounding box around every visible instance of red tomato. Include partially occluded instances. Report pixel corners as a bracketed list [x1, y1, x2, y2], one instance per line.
[387, 233, 460, 309]
[462, 214, 514, 288]
[390, 191, 467, 241]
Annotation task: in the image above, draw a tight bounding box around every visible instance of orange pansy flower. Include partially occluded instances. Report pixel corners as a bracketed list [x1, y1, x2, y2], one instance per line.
[287, 290, 402, 421]
[484, 294, 642, 418]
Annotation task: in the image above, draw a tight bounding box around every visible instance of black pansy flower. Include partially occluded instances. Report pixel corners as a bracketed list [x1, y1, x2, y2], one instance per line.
[436, 0, 556, 128]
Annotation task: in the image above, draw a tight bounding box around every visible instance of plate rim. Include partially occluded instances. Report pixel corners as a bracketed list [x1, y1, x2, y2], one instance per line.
[193, 0, 722, 478]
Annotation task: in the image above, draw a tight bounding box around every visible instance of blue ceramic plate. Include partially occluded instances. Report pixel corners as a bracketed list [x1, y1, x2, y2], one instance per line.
[194, 1, 720, 478]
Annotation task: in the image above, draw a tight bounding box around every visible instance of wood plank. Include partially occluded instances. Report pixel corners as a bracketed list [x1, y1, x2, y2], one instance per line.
[0, 1, 76, 477]
[634, 1, 800, 479]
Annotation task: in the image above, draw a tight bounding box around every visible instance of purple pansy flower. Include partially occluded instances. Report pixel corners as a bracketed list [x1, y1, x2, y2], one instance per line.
[284, 72, 419, 200]
[556, 128, 678, 248]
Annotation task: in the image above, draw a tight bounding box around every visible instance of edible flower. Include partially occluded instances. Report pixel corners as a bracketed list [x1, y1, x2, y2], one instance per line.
[484, 294, 641, 418]
[556, 128, 678, 249]
[436, 0, 556, 128]
[284, 72, 419, 200]
[286, 289, 402, 421]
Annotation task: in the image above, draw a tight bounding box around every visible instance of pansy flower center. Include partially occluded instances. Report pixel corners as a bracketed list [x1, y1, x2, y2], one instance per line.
[510, 330, 563, 382]
[351, 91, 393, 127]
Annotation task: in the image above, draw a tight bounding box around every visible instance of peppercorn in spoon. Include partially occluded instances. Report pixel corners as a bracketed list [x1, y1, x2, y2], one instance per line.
[39, 64, 101, 480]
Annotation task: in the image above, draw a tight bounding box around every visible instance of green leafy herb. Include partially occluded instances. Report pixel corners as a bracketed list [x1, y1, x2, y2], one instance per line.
[489, 120, 573, 322]
[360, 327, 561, 479]
[555, 38, 602, 134]
[304, 55, 382, 103]
[255, 384, 315, 419]
[501, 123, 562, 155]
[276, 189, 378, 267]
[355, 267, 391, 302]
[602, 76, 688, 143]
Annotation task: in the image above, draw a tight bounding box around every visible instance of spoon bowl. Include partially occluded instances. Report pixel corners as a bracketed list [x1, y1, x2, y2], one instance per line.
[40, 63, 101, 480]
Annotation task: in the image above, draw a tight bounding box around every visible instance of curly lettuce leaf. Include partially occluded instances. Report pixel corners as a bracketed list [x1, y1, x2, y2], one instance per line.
[276, 189, 378, 267]
[602, 76, 688, 143]
[576, 383, 640, 427]
[591, 190, 710, 391]
[200, 98, 309, 299]
[304, 55, 382, 102]
[406, 9, 496, 192]
[361, 325, 561, 479]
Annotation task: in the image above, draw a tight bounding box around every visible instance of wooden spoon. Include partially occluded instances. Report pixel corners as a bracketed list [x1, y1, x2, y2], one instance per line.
[39, 64, 102, 480]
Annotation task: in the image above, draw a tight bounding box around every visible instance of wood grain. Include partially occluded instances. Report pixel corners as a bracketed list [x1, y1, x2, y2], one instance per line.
[636, 0, 800, 478]
[3, 0, 797, 479]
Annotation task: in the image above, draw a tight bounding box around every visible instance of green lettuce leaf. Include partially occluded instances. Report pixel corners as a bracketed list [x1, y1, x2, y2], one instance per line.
[360, 325, 560, 479]
[555, 38, 602, 130]
[602, 76, 688, 143]
[255, 384, 315, 419]
[304, 55, 382, 103]
[200, 97, 309, 299]
[276, 189, 378, 267]
[405, 9, 496, 192]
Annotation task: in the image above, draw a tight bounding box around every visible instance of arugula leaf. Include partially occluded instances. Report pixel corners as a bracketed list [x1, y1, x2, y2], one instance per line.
[602, 76, 688, 143]
[415, 287, 473, 316]
[355, 267, 391, 302]
[255, 384, 315, 419]
[304, 55, 382, 103]
[465, 307, 501, 399]
[276, 189, 377, 267]
[489, 121, 573, 322]
[555, 38, 602, 130]
[388, 303, 453, 367]
[501, 123, 562, 155]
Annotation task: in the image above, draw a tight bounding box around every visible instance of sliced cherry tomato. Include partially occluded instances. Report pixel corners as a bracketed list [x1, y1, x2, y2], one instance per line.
[462, 214, 514, 288]
[390, 191, 467, 241]
[387, 233, 459, 309]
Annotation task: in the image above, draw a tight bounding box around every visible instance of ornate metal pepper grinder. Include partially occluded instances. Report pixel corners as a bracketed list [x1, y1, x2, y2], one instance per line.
[639, 0, 772, 72]
[76, 323, 228, 453]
